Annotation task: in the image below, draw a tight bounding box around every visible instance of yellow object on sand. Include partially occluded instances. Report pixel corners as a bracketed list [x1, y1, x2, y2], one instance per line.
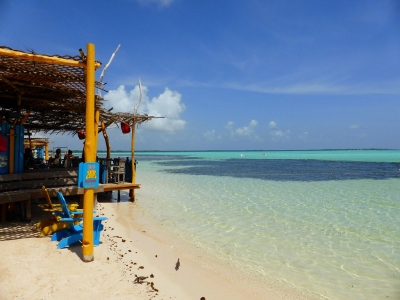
[39, 186, 80, 212]
[36, 217, 70, 237]
[36, 186, 82, 236]
[36, 215, 82, 237]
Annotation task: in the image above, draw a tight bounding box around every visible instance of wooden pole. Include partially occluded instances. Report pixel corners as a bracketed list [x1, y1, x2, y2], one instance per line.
[82, 43, 96, 262]
[101, 121, 111, 159]
[45, 143, 49, 161]
[129, 118, 136, 202]
[94, 109, 99, 156]
[0, 47, 101, 69]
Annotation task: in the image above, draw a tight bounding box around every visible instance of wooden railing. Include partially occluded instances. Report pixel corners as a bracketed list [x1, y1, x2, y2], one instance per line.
[0, 167, 140, 221]
[0, 169, 103, 222]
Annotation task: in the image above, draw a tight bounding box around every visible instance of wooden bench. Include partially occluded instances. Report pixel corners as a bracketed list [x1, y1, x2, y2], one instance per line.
[0, 169, 104, 222]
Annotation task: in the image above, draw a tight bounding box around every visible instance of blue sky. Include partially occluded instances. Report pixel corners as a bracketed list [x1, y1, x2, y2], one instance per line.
[2, 0, 400, 151]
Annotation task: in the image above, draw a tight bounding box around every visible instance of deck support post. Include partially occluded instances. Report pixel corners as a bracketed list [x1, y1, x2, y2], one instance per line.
[129, 118, 136, 202]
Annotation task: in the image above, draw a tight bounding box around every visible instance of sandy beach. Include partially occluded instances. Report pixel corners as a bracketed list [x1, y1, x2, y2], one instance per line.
[0, 191, 314, 300]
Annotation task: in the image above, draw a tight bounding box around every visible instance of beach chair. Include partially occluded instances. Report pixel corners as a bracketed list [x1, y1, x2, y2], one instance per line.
[36, 186, 81, 236]
[38, 186, 80, 212]
[108, 159, 126, 183]
[64, 158, 73, 168]
[51, 192, 107, 249]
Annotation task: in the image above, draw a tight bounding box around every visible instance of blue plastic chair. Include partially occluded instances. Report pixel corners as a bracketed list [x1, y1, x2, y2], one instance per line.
[51, 192, 107, 249]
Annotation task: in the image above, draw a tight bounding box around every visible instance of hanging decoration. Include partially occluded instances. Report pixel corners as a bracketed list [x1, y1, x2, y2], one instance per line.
[121, 122, 130, 134]
[0, 134, 6, 152]
[77, 130, 86, 140]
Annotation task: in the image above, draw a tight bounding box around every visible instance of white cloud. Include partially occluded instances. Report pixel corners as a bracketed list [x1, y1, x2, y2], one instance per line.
[349, 124, 359, 130]
[103, 85, 133, 112]
[104, 85, 186, 133]
[271, 130, 288, 137]
[235, 120, 258, 137]
[225, 120, 261, 140]
[204, 130, 220, 141]
[225, 121, 234, 130]
[249, 120, 258, 127]
[268, 121, 290, 139]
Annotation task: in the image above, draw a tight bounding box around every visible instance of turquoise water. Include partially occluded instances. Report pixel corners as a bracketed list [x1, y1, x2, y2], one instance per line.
[100, 149, 400, 163]
[107, 150, 400, 299]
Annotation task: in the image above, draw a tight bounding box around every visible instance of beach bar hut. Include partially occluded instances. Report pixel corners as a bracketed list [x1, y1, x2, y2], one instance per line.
[0, 44, 155, 261]
[0, 44, 102, 261]
[24, 133, 50, 162]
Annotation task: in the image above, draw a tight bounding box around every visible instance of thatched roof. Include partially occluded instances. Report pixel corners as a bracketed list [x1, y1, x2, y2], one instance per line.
[0, 46, 153, 135]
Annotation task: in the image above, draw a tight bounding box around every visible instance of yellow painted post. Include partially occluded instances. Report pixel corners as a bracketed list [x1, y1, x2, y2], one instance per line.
[45, 143, 49, 161]
[82, 43, 96, 262]
[130, 118, 136, 202]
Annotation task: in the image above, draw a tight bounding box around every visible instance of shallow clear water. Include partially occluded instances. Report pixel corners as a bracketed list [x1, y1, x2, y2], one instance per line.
[111, 150, 400, 299]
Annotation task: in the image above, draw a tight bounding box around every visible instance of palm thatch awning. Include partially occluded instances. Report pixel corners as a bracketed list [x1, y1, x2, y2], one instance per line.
[0, 46, 154, 135]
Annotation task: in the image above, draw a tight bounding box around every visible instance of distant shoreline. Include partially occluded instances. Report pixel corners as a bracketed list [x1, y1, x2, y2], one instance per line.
[73, 148, 399, 152]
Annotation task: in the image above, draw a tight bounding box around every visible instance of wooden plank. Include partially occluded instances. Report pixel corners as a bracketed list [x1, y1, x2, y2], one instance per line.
[0, 170, 79, 191]
[29, 185, 104, 199]
[102, 183, 141, 192]
[0, 185, 104, 201]
[0, 174, 22, 182]
[21, 170, 78, 180]
[2, 178, 78, 190]
[23, 167, 77, 173]
[0, 191, 31, 204]
[47, 186, 104, 196]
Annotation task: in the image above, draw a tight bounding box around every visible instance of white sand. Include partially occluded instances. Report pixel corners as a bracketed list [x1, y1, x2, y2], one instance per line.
[0, 193, 316, 300]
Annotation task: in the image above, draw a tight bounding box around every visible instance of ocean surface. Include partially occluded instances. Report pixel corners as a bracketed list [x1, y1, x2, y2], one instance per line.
[102, 150, 400, 299]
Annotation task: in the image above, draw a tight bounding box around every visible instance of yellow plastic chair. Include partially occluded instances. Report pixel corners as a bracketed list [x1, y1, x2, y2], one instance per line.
[38, 186, 80, 212]
[36, 186, 81, 236]
[36, 216, 71, 237]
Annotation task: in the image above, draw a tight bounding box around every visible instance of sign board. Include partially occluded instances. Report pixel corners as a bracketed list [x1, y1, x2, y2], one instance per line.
[78, 162, 99, 188]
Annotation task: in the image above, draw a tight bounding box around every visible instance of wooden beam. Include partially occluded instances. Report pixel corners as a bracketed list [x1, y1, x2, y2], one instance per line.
[100, 121, 111, 159]
[0, 75, 23, 94]
[0, 47, 101, 69]
[0, 94, 86, 105]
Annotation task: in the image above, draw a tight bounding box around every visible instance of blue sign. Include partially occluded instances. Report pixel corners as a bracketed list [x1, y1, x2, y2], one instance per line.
[78, 162, 99, 188]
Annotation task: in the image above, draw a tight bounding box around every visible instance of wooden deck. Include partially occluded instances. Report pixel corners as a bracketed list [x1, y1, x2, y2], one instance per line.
[101, 182, 140, 201]
[0, 168, 140, 221]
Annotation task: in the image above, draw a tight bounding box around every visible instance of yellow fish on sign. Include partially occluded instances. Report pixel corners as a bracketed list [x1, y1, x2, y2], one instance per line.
[86, 169, 97, 179]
